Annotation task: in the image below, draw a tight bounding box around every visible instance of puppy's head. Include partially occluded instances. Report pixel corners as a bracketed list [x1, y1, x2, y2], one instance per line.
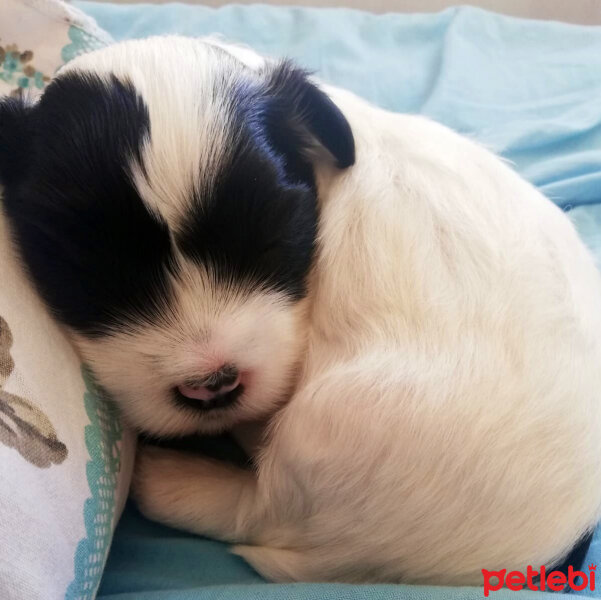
[0, 37, 354, 436]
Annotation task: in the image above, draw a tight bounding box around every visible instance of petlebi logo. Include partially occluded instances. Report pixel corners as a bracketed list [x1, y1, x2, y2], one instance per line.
[482, 564, 596, 596]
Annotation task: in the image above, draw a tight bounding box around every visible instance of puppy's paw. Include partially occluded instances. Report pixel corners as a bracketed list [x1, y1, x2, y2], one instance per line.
[132, 442, 259, 541]
[131, 444, 185, 526]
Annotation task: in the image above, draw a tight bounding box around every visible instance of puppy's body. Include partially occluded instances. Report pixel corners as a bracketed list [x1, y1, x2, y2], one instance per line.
[251, 90, 601, 582]
[2, 37, 601, 584]
[137, 82, 601, 584]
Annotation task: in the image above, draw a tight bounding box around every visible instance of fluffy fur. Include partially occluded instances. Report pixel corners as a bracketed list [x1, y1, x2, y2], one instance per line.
[0, 38, 354, 436]
[2, 37, 601, 585]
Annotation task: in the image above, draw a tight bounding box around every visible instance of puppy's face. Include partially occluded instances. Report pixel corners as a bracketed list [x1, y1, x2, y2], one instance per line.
[0, 38, 354, 436]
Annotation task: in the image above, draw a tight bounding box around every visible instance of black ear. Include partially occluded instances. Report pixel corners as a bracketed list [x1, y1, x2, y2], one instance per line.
[263, 61, 355, 170]
[0, 97, 34, 188]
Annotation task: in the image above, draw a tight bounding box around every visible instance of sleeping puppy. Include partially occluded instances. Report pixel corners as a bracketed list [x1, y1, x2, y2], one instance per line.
[2, 36, 601, 585]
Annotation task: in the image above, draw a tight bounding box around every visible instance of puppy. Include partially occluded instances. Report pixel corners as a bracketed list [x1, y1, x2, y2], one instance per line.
[2, 37, 601, 585]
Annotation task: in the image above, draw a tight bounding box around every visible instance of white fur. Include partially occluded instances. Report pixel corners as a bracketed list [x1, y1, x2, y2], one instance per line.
[68, 38, 601, 584]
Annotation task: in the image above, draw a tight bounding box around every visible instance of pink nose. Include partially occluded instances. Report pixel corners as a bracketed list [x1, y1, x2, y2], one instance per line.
[177, 366, 240, 402]
[177, 376, 240, 401]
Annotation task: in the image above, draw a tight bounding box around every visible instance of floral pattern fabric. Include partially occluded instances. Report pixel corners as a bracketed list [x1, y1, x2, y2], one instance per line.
[0, 2, 134, 600]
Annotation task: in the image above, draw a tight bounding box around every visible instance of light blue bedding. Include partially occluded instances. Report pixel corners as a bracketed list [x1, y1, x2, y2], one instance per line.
[74, 2, 601, 598]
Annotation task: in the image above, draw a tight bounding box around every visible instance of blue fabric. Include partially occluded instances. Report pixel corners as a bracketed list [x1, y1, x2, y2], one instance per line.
[73, 2, 601, 598]
[99, 503, 558, 600]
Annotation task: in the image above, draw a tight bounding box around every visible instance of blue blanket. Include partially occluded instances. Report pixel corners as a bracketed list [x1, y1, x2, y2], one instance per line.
[75, 3, 601, 598]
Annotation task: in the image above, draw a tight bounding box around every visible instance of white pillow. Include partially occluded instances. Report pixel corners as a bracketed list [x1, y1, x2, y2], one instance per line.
[0, 2, 135, 599]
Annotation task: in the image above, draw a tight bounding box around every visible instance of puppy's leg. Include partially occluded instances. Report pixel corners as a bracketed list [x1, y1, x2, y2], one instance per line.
[132, 444, 261, 542]
[133, 445, 320, 582]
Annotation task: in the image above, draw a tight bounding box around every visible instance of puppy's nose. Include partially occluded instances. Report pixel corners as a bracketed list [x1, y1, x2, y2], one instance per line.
[204, 365, 239, 392]
[176, 365, 241, 406]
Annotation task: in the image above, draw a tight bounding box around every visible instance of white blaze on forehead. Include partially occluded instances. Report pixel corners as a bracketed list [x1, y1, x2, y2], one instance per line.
[59, 36, 262, 230]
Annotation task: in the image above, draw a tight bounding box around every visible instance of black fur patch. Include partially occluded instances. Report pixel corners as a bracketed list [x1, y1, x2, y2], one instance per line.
[265, 61, 355, 170]
[1, 73, 176, 337]
[176, 120, 319, 301]
[0, 59, 354, 337]
[177, 61, 355, 301]
[0, 97, 33, 187]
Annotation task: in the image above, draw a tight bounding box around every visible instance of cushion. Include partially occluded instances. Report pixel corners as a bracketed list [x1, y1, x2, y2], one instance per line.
[0, 0, 111, 100]
[73, 2, 601, 599]
[0, 2, 134, 599]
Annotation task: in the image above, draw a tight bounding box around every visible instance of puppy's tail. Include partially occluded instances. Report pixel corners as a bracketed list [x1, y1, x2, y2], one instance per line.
[232, 545, 314, 583]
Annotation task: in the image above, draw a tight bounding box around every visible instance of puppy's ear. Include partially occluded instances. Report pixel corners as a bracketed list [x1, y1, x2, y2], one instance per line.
[0, 97, 34, 188]
[263, 61, 355, 170]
